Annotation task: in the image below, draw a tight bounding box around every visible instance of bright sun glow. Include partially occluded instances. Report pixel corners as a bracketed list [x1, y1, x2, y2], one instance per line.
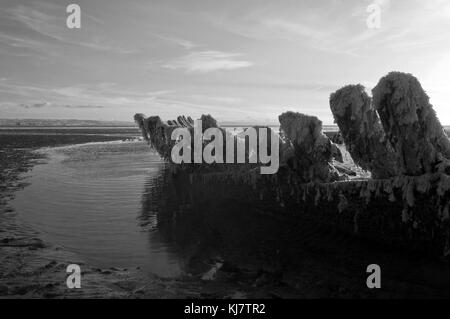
[424, 56, 450, 125]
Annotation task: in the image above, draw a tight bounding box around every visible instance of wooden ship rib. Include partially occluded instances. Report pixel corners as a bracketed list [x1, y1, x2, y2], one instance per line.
[134, 72, 450, 258]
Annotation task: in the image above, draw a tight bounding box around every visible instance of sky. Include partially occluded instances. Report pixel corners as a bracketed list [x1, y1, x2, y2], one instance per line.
[1, 0, 450, 125]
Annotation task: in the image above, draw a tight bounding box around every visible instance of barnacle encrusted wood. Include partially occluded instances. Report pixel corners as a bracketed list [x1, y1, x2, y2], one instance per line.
[134, 113, 177, 160]
[278, 111, 340, 183]
[330, 84, 398, 179]
[373, 72, 450, 175]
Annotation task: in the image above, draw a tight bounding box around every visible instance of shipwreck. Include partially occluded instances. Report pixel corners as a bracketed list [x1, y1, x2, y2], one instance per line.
[134, 72, 450, 258]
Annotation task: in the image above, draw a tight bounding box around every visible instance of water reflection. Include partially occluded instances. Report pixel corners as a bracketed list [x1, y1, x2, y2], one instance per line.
[139, 168, 450, 296]
[138, 168, 303, 276]
[139, 167, 222, 276]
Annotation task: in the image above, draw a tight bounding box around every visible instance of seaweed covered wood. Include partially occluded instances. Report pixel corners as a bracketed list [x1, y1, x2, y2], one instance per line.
[373, 72, 450, 175]
[278, 111, 340, 183]
[330, 85, 398, 179]
[133, 113, 178, 160]
[134, 113, 277, 172]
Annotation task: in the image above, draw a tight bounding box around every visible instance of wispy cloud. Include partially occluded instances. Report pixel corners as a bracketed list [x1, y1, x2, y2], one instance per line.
[19, 102, 51, 108]
[148, 32, 197, 50]
[63, 105, 105, 109]
[162, 51, 253, 73]
[18, 102, 104, 109]
[187, 94, 243, 104]
[3, 4, 136, 55]
[206, 8, 360, 56]
[205, 0, 450, 56]
[0, 31, 59, 58]
[0, 80, 172, 109]
[258, 18, 358, 55]
[261, 18, 331, 41]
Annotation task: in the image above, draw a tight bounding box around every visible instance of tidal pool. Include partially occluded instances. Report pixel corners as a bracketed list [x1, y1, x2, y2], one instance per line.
[11, 141, 184, 278]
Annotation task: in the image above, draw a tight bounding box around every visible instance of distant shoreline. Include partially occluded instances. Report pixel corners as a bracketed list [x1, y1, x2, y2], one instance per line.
[0, 126, 137, 129]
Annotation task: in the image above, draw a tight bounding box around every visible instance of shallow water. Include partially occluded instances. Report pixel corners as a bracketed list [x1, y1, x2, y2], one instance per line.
[11, 141, 183, 278]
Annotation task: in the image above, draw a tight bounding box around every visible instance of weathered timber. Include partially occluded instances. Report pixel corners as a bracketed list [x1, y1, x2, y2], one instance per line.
[330, 85, 398, 179]
[373, 72, 450, 175]
[278, 111, 342, 183]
